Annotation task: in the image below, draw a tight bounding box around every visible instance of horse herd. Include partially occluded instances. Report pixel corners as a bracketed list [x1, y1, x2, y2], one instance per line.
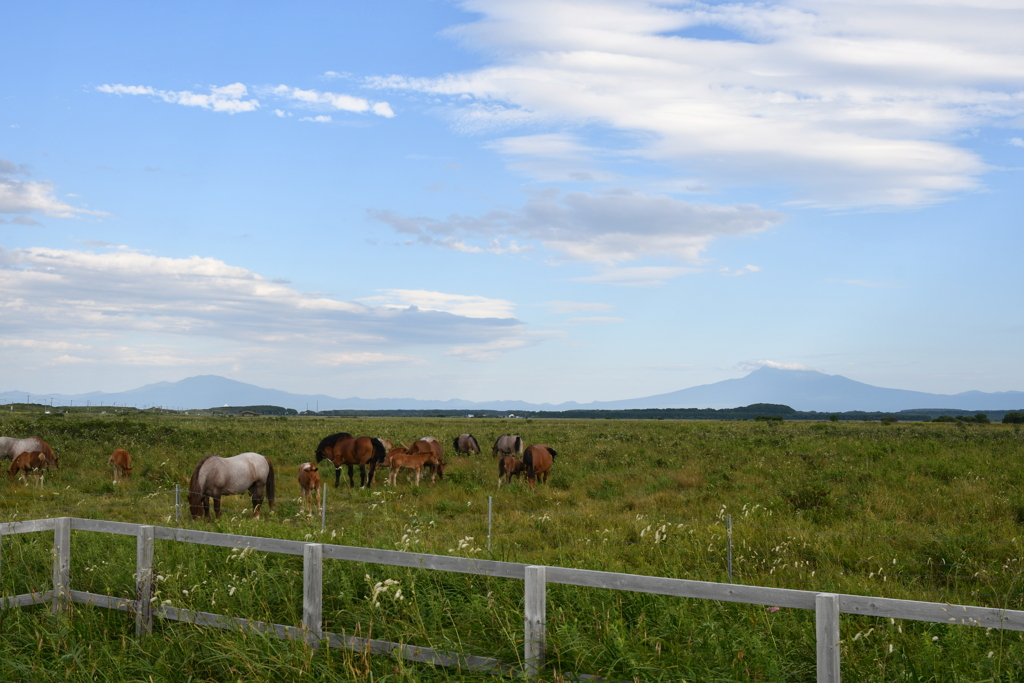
[0, 431, 558, 523]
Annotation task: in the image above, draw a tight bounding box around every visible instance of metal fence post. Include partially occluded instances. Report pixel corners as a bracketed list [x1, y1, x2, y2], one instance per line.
[175, 484, 181, 524]
[303, 543, 323, 647]
[487, 496, 493, 555]
[726, 514, 733, 583]
[136, 525, 155, 635]
[52, 517, 70, 613]
[320, 482, 327, 534]
[524, 565, 546, 676]
[816, 593, 841, 683]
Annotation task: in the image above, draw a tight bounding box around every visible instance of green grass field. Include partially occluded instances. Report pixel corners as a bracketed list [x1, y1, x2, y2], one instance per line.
[2, 410, 1024, 681]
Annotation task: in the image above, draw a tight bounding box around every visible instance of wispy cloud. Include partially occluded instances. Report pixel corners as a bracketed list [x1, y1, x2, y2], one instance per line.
[1010, 138, 1024, 148]
[270, 85, 394, 118]
[737, 359, 812, 372]
[371, 189, 783, 268]
[97, 83, 260, 114]
[567, 316, 626, 324]
[360, 289, 516, 319]
[369, 0, 1024, 207]
[572, 266, 701, 287]
[300, 115, 332, 123]
[0, 158, 107, 220]
[0, 246, 524, 369]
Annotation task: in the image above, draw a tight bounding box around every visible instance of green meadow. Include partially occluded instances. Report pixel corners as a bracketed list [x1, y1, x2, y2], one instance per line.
[2, 410, 1024, 681]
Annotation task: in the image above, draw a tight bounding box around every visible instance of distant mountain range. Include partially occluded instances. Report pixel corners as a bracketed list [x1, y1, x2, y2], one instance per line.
[3, 368, 1023, 413]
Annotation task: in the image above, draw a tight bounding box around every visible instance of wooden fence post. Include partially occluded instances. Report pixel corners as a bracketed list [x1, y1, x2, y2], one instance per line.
[51, 517, 70, 613]
[816, 593, 841, 683]
[524, 565, 546, 676]
[303, 543, 323, 647]
[136, 525, 155, 635]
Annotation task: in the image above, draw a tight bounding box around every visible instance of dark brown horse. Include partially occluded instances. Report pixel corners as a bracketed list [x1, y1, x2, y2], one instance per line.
[523, 444, 557, 488]
[315, 433, 386, 488]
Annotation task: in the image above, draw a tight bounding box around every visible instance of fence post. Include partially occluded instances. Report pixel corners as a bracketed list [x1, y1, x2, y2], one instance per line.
[487, 496, 493, 555]
[51, 517, 70, 613]
[136, 525, 155, 635]
[816, 593, 841, 683]
[524, 565, 546, 676]
[320, 482, 327, 534]
[303, 543, 323, 647]
[175, 485, 181, 524]
[726, 514, 733, 583]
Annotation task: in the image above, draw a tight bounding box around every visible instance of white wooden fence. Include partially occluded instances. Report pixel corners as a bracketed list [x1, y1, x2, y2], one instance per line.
[3, 517, 1024, 682]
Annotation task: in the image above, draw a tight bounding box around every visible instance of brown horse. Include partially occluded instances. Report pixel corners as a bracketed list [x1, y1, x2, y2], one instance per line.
[315, 433, 386, 488]
[523, 444, 557, 488]
[408, 439, 445, 482]
[388, 447, 444, 486]
[8, 451, 52, 487]
[108, 449, 132, 482]
[297, 463, 321, 515]
[497, 455, 525, 488]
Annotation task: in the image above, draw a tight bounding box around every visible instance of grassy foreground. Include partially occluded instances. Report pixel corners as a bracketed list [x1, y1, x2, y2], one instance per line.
[2, 411, 1024, 681]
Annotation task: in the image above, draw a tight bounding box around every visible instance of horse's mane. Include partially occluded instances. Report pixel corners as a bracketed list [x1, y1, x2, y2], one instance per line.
[315, 432, 352, 461]
[188, 454, 218, 514]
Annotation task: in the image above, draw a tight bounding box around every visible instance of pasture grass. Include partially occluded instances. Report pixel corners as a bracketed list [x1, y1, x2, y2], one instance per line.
[1, 411, 1024, 680]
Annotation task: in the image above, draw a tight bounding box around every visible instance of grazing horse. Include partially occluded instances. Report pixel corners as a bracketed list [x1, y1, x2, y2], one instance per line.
[388, 447, 444, 486]
[108, 449, 132, 482]
[492, 434, 523, 458]
[297, 463, 321, 515]
[453, 434, 481, 456]
[315, 434, 386, 488]
[8, 451, 51, 487]
[497, 455, 525, 488]
[408, 439, 445, 482]
[0, 437, 57, 467]
[188, 452, 276, 521]
[523, 444, 557, 488]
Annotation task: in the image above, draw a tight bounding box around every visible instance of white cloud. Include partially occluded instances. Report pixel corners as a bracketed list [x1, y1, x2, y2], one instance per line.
[361, 289, 516, 319]
[273, 109, 289, 118]
[0, 159, 108, 220]
[98, 83, 260, 114]
[485, 133, 619, 182]
[371, 189, 783, 266]
[270, 85, 395, 117]
[737, 359, 812, 371]
[316, 352, 423, 366]
[720, 264, 761, 276]
[0, 246, 523, 369]
[1011, 137, 1024, 147]
[300, 115, 333, 123]
[371, 0, 1024, 206]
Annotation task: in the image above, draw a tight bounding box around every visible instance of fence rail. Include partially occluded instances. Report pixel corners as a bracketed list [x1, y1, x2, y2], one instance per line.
[3, 516, 1024, 681]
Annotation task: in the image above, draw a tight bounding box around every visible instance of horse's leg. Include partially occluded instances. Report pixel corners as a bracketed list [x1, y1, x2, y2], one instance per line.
[251, 482, 264, 519]
[213, 496, 222, 520]
[203, 495, 210, 521]
[347, 464, 356, 488]
[334, 464, 342, 488]
[358, 464, 366, 488]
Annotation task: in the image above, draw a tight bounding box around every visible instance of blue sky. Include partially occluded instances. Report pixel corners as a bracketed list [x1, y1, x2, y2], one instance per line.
[2, 0, 1023, 403]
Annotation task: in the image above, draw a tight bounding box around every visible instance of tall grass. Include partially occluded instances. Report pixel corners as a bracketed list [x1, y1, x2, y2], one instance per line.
[2, 411, 1024, 681]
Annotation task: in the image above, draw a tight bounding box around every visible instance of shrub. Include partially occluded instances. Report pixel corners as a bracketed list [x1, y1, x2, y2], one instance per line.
[1003, 412, 1024, 424]
[880, 417, 898, 425]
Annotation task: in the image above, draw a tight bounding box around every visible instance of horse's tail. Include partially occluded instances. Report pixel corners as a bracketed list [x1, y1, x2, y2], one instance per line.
[515, 436, 523, 456]
[452, 436, 460, 452]
[188, 455, 215, 519]
[370, 438, 387, 463]
[523, 447, 535, 480]
[499, 457, 508, 478]
[470, 435, 480, 454]
[264, 457, 276, 511]
[547, 447, 557, 460]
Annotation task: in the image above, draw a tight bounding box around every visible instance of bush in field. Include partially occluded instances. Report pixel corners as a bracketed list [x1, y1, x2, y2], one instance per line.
[1004, 411, 1024, 424]
[880, 416, 898, 425]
